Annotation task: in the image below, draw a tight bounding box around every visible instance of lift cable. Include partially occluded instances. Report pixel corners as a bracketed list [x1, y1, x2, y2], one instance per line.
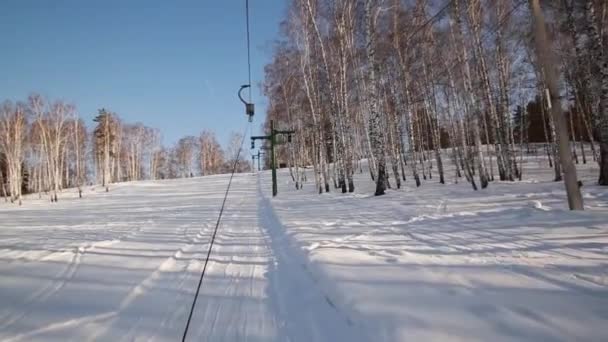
[181, 2, 255, 340]
[403, 0, 455, 47]
[246, 0, 252, 102]
[244, 0, 254, 133]
[432, 0, 526, 81]
[181, 125, 249, 342]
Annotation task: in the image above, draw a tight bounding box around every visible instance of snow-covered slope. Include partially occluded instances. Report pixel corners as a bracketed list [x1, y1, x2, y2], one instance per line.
[1, 156, 607, 341]
[265, 158, 608, 342]
[0, 174, 365, 342]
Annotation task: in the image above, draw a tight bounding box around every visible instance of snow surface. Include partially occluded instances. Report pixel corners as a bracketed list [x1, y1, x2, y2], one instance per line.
[1, 156, 607, 341]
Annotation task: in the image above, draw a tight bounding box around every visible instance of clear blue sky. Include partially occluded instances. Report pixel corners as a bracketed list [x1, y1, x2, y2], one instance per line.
[0, 0, 285, 146]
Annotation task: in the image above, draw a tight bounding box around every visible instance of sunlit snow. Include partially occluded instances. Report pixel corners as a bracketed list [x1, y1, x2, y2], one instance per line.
[1, 156, 607, 341]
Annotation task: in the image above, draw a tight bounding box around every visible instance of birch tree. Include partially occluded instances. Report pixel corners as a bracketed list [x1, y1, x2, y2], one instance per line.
[29, 95, 73, 202]
[365, 0, 388, 195]
[583, 0, 608, 185]
[199, 130, 224, 175]
[0, 101, 27, 205]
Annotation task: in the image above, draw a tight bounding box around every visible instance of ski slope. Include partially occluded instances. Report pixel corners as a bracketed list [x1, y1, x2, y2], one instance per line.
[1, 157, 607, 341]
[0, 175, 365, 342]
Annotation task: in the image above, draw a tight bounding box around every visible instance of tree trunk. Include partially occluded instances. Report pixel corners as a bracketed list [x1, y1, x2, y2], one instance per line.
[584, 0, 608, 184]
[365, 0, 387, 196]
[530, 0, 584, 209]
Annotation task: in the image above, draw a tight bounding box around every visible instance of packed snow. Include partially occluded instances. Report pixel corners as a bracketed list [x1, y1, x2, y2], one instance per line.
[1, 155, 607, 341]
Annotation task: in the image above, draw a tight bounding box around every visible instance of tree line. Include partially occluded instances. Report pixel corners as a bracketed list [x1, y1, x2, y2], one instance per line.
[0, 95, 248, 205]
[262, 0, 607, 195]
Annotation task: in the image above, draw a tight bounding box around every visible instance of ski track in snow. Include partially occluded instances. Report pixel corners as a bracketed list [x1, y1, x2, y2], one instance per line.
[0, 177, 226, 341]
[265, 158, 608, 342]
[0, 175, 361, 342]
[0, 156, 607, 341]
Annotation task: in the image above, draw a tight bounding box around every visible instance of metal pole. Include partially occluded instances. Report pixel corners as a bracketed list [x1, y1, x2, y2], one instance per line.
[251, 122, 293, 197]
[271, 120, 278, 197]
[530, 0, 584, 210]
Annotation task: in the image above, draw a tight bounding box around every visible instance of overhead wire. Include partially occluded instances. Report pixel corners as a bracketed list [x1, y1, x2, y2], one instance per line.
[432, 0, 528, 81]
[180, 124, 249, 342]
[181, 1, 255, 340]
[402, 0, 528, 104]
[246, 0, 252, 102]
[245, 0, 254, 144]
[402, 0, 455, 46]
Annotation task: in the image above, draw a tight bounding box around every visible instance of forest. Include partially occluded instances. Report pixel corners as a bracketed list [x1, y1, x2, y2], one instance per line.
[262, 0, 607, 197]
[1, 0, 607, 205]
[0, 96, 248, 205]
